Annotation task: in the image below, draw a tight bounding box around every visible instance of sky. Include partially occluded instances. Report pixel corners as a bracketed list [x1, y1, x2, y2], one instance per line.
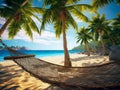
[0, 0, 120, 50]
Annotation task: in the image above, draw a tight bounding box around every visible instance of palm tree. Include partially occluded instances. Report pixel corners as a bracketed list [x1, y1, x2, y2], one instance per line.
[110, 13, 120, 44]
[112, 13, 120, 29]
[40, 0, 93, 67]
[89, 14, 111, 55]
[0, 0, 42, 39]
[92, 0, 120, 8]
[76, 27, 92, 56]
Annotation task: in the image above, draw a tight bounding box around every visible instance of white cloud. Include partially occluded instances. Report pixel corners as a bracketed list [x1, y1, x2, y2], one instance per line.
[40, 31, 55, 38]
[1, 30, 8, 39]
[1, 29, 62, 45]
[0, 17, 5, 24]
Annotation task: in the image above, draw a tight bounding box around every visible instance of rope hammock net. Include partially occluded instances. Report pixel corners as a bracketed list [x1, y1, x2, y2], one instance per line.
[0, 39, 120, 89]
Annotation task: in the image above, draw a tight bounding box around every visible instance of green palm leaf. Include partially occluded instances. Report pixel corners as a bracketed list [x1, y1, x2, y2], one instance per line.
[8, 20, 21, 39]
[0, 0, 42, 39]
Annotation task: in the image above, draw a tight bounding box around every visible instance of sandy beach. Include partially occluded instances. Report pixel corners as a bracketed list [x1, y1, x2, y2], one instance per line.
[0, 54, 109, 90]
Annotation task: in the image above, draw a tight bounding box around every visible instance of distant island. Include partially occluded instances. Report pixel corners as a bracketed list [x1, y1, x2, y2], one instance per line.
[0, 46, 28, 50]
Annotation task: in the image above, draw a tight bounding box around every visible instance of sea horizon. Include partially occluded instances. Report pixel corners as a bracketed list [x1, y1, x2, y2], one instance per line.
[0, 50, 82, 62]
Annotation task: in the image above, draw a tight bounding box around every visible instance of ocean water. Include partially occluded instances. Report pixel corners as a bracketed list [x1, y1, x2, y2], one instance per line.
[0, 50, 81, 62]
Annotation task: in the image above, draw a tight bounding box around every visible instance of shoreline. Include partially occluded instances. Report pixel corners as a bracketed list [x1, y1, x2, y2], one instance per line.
[0, 54, 109, 90]
[41, 53, 109, 67]
[0, 50, 81, 62]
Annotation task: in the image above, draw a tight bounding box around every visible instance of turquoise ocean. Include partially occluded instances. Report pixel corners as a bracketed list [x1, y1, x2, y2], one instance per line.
[0, 50, 81, 62]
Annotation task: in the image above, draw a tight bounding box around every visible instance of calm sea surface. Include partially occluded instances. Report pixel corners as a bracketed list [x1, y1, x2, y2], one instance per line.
[0, 50, 81, 62]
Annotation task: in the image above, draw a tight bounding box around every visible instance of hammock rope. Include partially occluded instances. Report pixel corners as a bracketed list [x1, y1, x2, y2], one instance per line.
[0, 39, 120, 89]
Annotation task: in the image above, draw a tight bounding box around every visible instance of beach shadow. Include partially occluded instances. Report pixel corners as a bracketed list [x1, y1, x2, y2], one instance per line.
[0, 69, 23, 84]
[0, 63, 51, 90]
[45, 85, 64, 90]
[0, 83, 19, 90]
[0, 64, 24, 90]
[71, 55, 102, 62]
[0, 64, 17, 69]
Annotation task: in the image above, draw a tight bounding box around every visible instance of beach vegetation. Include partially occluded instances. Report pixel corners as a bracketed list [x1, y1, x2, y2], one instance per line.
[88, 14, 111, 55]
[0, 0, 43, 39]
[74, 12, 120, 55]
[92, 0, 120, 8]
[0, 0, 119, 67]
[110, 13, 120, 44]
[76, 27, 93, 56]
[40, 0, 93, 67]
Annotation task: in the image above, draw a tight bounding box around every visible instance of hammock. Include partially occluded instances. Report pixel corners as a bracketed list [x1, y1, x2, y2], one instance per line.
[1, 40, 120, 89]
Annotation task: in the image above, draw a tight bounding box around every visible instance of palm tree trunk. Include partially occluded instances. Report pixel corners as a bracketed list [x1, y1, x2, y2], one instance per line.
[99, 33, 107, 55]
[86, 43, 90, 56]
[0, 0, 29, 36]
[0, 13, 16, 36]
[62, 22, 72, 67]
[109, 36, 115, 45]
[107, 32, 115, 45]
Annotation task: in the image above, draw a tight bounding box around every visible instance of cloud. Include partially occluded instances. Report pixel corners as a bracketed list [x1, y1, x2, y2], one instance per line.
[1, 29, 62, 45]
[0, 17, 5, 24]
[40, 31, 55, 38]
[1, 30, 9, 39]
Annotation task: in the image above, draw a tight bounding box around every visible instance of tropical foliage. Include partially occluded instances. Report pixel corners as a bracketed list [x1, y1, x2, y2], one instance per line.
[40, 0, 93, 67]
[0, 0, 43, 39]
[76, 27, 92, 56]
[110, 13, 120, 44]
[74, 12, 120, 55]
[92, 0, 120, 8]
[0, 0, 119, 67]
[88, 14, 111, 55]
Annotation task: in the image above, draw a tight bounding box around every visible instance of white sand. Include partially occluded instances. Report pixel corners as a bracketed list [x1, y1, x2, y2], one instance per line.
[0, 54, 109, 90]
[41, 54, 109, 67]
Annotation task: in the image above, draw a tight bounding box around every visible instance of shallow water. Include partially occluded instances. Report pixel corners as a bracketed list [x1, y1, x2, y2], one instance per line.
[0, 50, 81, 61]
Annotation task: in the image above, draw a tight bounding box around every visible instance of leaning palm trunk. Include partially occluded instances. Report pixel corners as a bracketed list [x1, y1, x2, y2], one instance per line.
[0, 11, 18, 36]
[62, 21, 72, 67]
[60, 9, 72, 67]
[99, 32, 107, 55]
[0, 17, 12, 36]
[86, 43, 90, 56]
[0, 0, 29, 36]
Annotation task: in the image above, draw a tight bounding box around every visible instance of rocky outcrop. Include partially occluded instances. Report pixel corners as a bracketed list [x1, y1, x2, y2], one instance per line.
[109, 45, 120, 61]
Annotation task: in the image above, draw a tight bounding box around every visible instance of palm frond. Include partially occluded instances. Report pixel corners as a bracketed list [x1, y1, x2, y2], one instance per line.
[101, 14, 106, 21]
[66, 0, 81, 4]
[76, 27, 92, 45]
[40, 9, 51, 33]
[23, 23, 33, 40]
[8, 20, 21, 39]
[0, 6, 14, 18]
[67, 11, 78, 31]
[54, 21, 62, 38]
[67, 4, 92, 12]
[117, 0, 120, 5]
[25, 7, 45, 14]
[43, 0, 57, 6]
[21, 9, 40, 34]
[40, 8, 59, 33]
[69, 7, 88, 22]
[92, 0, 114, 8]
[20, 14, 33, 39]
[22, 8, 41, 23]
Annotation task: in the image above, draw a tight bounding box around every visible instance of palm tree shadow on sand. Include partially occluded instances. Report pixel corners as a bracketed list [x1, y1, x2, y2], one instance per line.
[45, 85, 63, 90]
[0, 63, 61, 90]
[71, 55, 104, 62]
[0, 64, 22, 90]
[70, 55, 107, 67]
